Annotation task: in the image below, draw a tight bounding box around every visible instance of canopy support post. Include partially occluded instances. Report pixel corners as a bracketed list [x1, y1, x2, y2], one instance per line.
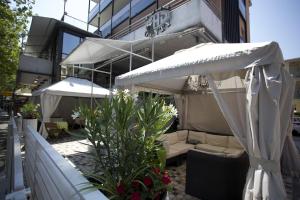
[110, 62, 112, 89]
[90, 65, 94, 109]
[129, 44, 132, 71]
[151, 39, 155, 62]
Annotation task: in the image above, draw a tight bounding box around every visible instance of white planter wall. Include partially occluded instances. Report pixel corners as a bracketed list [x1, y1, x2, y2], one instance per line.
[22, 119, 37, 132]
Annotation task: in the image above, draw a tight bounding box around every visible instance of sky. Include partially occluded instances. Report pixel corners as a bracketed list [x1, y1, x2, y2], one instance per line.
[32, 0, 94, 31]
[31, 0, 300, 60]
[250, 0, 300, 59]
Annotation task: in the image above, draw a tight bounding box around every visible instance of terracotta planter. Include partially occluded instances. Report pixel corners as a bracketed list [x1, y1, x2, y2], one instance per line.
[23, 118, 38, 132]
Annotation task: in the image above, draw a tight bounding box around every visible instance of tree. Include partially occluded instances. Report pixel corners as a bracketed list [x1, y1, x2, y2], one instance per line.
[0, 0, 34, 93]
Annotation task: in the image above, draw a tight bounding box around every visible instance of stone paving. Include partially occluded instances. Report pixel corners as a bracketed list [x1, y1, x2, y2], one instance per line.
[49, 135, 199, 200]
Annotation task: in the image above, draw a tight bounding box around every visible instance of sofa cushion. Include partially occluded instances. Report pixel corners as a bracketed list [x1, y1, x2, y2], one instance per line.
[195, 144, 226, 154]
[167, 143, 195, 159]
[167, 147, 182, 159]
[228, 137, 243, 149]
[224, 148, 244, 157]
[206, 134, 228, 148]
[188, 131, 206, 144]
[177, 130, 188, 141]
[187, 139, 201, 145]
[167, 133, 179, 145]
[172, 143, 195, 152]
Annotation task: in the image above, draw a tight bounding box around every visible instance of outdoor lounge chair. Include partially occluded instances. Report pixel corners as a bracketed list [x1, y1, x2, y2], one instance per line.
[45, 122, 62, 137]
[185, 149, 249, 200]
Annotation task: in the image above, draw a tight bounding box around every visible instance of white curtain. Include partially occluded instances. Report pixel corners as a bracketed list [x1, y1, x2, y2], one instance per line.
[39, 94, 62, 138]
[207, 64, 296, 200]
[174, 94, 184, 129]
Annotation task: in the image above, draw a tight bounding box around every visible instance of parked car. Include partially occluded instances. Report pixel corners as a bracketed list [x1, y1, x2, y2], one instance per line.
[292, 116, 300, 136]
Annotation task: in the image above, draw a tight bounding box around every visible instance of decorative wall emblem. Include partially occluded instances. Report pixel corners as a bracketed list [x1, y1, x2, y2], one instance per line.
[185, 75, 209, 91]
[145, 8, 171, 37]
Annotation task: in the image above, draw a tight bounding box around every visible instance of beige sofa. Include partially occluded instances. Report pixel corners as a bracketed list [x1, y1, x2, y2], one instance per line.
[158, 130, 194, 159]
[159, 130, 244, 159]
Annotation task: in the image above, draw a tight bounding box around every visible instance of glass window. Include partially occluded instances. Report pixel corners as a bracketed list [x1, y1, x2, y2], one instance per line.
[295, 82, 300, 99]
[239, 15, 246, 43]
[100, 4, 112, 26]
[239, 0, 246, 19]
[289, 63, 300, 78]
[113, 0, 130, 15]
[62, 32, 81, 56]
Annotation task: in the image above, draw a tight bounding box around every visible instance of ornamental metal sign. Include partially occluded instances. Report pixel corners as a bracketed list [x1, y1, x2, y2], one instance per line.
[145, 8, 171, 37]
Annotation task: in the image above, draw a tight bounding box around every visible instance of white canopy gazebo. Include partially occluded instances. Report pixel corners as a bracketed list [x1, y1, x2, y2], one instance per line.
[115, 42, 300, 199]
[32, 77, 111, 138]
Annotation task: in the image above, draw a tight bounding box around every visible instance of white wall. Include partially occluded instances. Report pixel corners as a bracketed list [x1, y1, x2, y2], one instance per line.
[19, 54, 52, 75]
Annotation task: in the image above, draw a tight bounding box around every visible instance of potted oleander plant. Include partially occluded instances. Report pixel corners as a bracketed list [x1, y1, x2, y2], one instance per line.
[72, 90, 177, 200]
[20, 102, 40, 131]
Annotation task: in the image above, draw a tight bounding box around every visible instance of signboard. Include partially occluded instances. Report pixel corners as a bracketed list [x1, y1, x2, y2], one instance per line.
[145, 8, 171, 37]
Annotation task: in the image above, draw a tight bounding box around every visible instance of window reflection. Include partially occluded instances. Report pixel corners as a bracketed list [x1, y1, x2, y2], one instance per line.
[62, 32, 82, 57]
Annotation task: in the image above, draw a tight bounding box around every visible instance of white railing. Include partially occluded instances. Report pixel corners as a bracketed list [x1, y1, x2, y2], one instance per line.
[24, 125, 108, 200]
[5, 117, 30, 200]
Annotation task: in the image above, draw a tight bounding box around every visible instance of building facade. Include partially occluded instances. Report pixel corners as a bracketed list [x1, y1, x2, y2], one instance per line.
[17, 16, 99, 92]
[84, 0, 251, 88]
[285, 58, 300, 111]
[87, 0, 251, 43]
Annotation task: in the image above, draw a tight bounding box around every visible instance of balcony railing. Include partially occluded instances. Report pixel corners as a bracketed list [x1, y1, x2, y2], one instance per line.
[88, 0, 112, 23]
[131, 0, 156, 18]
[88, 3, 99, 22]
[100, 19, 112, 38]
[110, 0, 191, 39]
[112, 4, 130, 29]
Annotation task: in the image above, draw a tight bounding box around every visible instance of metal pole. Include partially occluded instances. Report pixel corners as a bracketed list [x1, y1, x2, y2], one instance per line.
[129, 44, 132, 71]
[100, 42, 152, 62]
[62, 0, 67, 21]
[109, 62, 112, 90]
[87, 0, 91, 31]
[72, 65, 110, 74]
[151, 39, 155, 62]
[97, 2, 100, 35]
[90, 67, 94, 109]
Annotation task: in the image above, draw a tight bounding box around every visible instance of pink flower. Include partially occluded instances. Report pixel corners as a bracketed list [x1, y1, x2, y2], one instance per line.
[132, 180, 140, 189]
[131, 192, 141, 200]
[143, 176, 153, 187]
[162, 174, 171, 185]
[116, 182, 125, 195]
[153, 167, 161, 175]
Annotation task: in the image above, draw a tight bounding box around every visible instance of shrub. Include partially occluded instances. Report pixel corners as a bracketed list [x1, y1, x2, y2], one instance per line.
[73, 90, 177, 199]
[20, 102, 40, 119]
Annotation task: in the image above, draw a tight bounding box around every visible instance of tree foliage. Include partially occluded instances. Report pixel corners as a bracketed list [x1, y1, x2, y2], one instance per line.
[0, 0, 34, 92]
